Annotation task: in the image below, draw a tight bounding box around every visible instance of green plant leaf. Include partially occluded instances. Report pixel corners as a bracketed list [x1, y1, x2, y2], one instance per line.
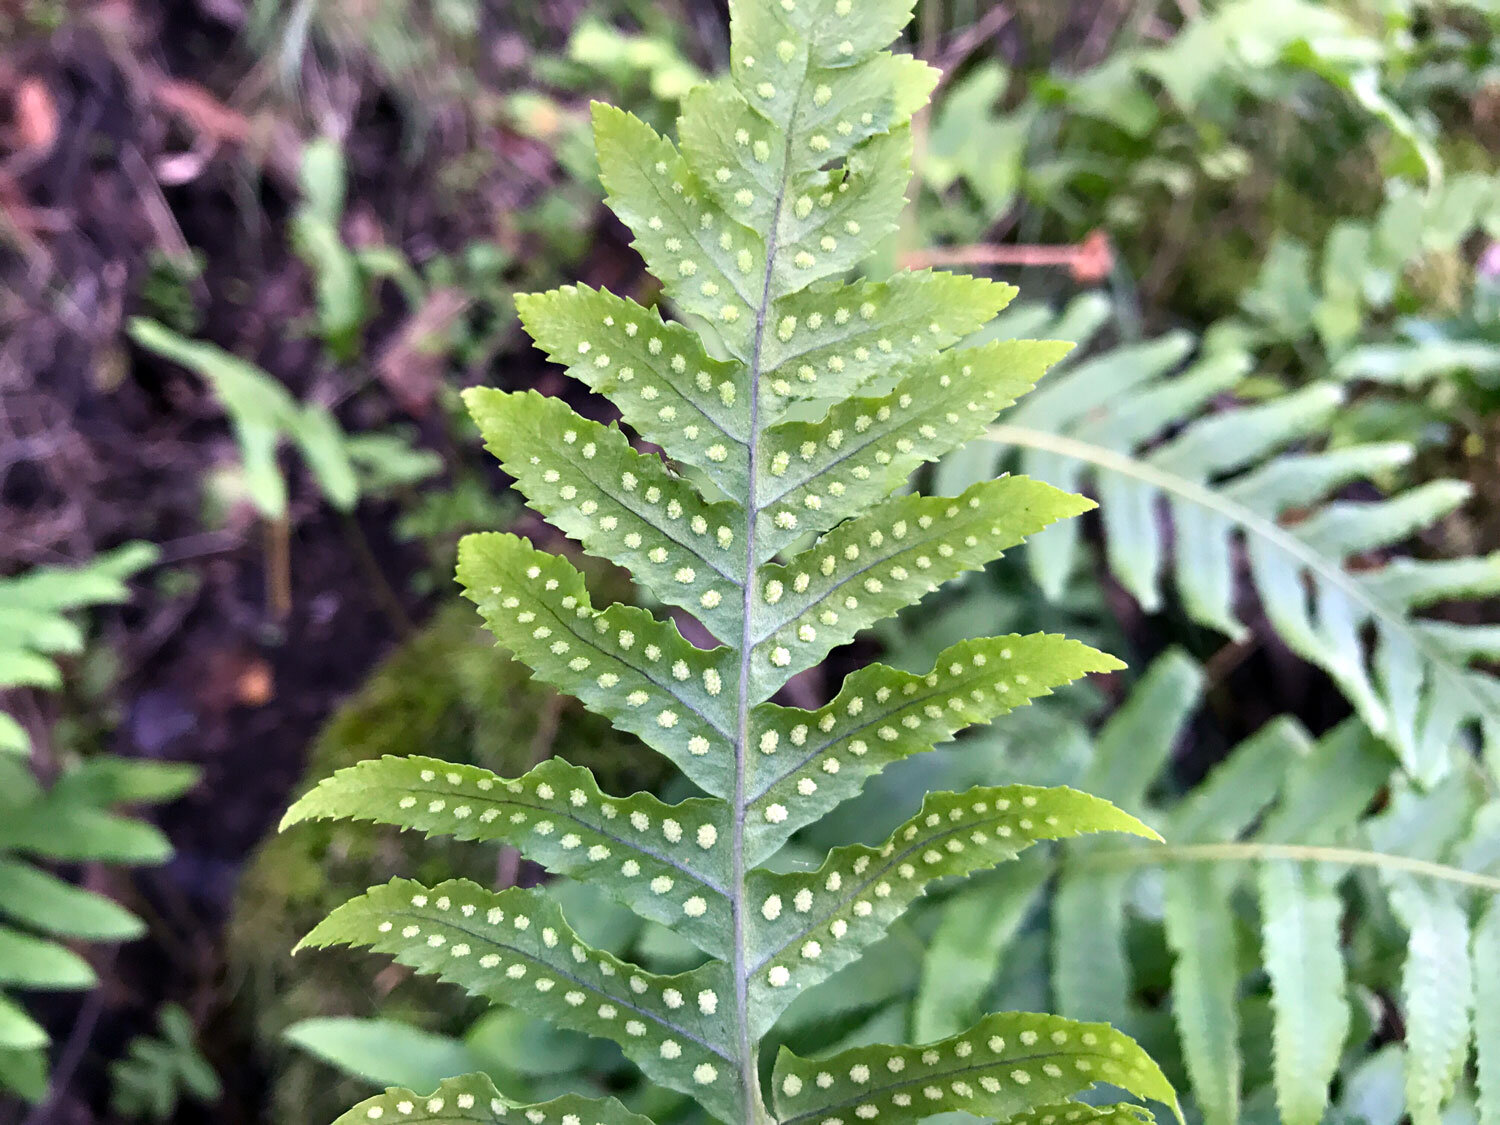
[332, 1074, 658, 1125]
[0, 996, 48, 1051]
[751, 478, 1092, 691]
[284, 1017, 478, 1091]
[1388, 877, 1473, 1125]
[746, 785, 1157, 1034]
[465, 389, 745, 638]
[283, 756, 732, 955]
[759, 272, 1014, 407]
[456, 533, 736, 798]
[0, 859, 144, 940]
[516, 285, 750, 497]
[745, 633, 1120, 862]
[128, 318, 361, 518]
[297, 878, 740, 1121]
[0, 926, 96, 989]
[1162, 866, 1239, 1125]
[771, 1010, 1178, 1125]
[1259, 862, 1349, 1125]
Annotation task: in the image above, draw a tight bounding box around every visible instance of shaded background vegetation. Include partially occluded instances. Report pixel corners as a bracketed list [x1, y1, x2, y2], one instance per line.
[3, 1, 1500, 1124]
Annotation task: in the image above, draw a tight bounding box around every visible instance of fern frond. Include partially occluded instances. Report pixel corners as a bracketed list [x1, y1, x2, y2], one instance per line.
[746, 785, 1157, 1034]
[333, 1075, 655, 1125]
[286, 3, 1172, 1123]
[971, 306, 1500, 784]
[1049, 653, 1500, 1125]
[0, 551, 198, 1100]
[283, 756, 732, 954]
[770, 1011, 1177, 1125]
[299, 877, 738, 1119]
[1388, 878, 1474, 1125]
[1259, 862, 1349, 1125]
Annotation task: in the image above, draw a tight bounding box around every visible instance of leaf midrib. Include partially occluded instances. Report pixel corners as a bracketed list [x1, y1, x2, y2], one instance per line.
[732, 57, 814, 1125]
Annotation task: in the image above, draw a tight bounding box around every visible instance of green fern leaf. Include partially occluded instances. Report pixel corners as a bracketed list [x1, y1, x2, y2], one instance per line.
[0, 927, 96, 989]
[283, 756, 731, 954]
[1476, 899, 1500, 1125]
[465, 391, 746, 638]
[0, 995, 49, 1051]
[980, 311, 1500, 784]
[746, 785, 1158, 1033]
[754, 340, 1070, 549]
[516, 286, 752, 496]
[287, 2, 1170, 1122]
[760, 272, 1014, 405]
[1388, 877, 1473, 1125]
[0, 859, 144, 941]
[745, 634, 1120, 859]
[458, 533, 735, 796]
[1001, 1103, 1157, 1125]
[1258, 861, 1349, 1125]
[333, 1074, 655, 1125]
[1162, 866, 1240, 1125]
[298, 877, 738, 1119]
[752, 479, 1090, 687]
[770, 1011, 1178, 1125]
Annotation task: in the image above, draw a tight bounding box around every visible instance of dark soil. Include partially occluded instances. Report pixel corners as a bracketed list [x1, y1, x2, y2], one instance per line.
[0, 0, 655, 1119]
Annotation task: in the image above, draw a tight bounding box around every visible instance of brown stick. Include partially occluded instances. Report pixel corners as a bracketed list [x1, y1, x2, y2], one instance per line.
[901, 230, 1115, 281]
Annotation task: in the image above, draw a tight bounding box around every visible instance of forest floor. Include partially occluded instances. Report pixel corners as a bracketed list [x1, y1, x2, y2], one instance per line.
[0, 1, 651, 1118]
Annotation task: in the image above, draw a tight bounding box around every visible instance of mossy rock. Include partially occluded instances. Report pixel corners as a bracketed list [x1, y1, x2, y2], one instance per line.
[227, 600, 661, 1124]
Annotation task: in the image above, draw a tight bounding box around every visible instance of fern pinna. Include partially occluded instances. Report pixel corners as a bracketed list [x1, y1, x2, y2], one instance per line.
[282, 3, 1178, 1125]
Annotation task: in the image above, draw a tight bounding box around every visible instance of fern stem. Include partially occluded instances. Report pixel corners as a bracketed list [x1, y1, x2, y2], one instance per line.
[732, 77, 806, 1125]
[985, 422, 1500, 789]
[1086, 841, 1500, 893]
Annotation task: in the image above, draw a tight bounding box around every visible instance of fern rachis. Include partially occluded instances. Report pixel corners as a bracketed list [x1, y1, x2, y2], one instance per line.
[281, 3, 1178, 1125]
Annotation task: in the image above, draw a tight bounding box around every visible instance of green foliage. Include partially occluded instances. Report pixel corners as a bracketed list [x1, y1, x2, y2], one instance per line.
[127, 318, 440, 520]
[280, 4, 1176, 1124]
[0, 543, 157, 755]
[567, 17, 704, 103]
[1039, 654, 1500, 1125]
[109, 1003, 222, 1121]
[945, 296, 1500, 785]
[292, 138, 369, 362]
[0, 550, 199, 1100]
[230, 602, 658, 1125]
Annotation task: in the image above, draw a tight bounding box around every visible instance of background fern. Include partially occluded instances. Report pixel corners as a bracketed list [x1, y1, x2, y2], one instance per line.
[911, 292, 1500, 1125]
[934, 294, 1500, 785]
[0, 547, 200, 1101]
[1045, 654, 1500, 1125]
[279, 3, 1183, 1125]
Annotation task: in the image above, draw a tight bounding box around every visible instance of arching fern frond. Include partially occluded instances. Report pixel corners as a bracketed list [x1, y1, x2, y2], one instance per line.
[956, 296, 1500, 784]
